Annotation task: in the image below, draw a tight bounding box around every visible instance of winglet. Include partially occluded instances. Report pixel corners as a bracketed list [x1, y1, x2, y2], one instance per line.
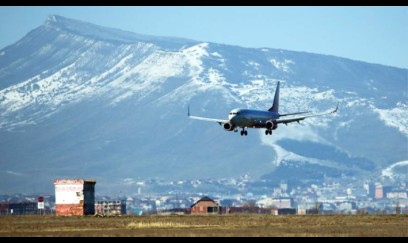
[333, 102, 339, 113]
[187, 105, 190, 117]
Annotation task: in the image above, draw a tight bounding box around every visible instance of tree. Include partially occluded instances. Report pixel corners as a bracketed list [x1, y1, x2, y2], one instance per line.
[241, 200, 258, 213]
[395, 201, 401, 215]
[242, 200, 257, 208]
[307, 202, 321, 215]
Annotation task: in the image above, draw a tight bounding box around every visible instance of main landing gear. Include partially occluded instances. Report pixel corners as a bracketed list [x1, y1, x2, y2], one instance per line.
[265, 129, 272, 135]
[240, 128, 248, 136]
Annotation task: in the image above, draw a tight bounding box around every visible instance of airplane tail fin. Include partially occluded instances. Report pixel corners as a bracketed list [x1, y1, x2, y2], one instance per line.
[268, 81, 280, 112]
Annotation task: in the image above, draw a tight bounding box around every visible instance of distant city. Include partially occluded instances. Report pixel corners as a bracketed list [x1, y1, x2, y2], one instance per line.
[1, 175, 406, 216]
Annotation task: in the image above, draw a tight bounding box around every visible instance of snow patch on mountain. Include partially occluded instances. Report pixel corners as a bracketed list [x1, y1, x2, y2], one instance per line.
[180, 42, 209, 75]
[205, 68, 228, 86]
[136, 42, 208, 80]
[269, 59, 294, 72]
[248, 61, 261, 70]
[259, 125, 323, 166]
[382, 160, 408, 178]
[0, 62, 77, 113]
[108, 42, 214, 105]
[210, 51, 222, 58]
[0, 40, 211, 120]
[313, 89, 336, 101]
[345, 98, 367, 108]
[259, 128, 343, 170]
[6, 170, 23, 176]
[266, 124, 327, 144]
[371, 102, 408, 136]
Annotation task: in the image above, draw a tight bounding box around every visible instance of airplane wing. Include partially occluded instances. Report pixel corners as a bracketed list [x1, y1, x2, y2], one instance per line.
[276, 103, 338, 125]
[188, 105, 228, 125]
[188, 115, 228, 125]
[278, 111, 310, 117]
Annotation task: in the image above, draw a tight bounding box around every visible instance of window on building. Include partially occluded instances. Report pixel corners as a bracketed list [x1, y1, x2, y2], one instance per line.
[207, 206, 219, 213]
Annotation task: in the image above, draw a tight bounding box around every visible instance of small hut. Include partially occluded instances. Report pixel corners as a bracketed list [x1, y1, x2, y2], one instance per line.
[54, 179, 96, 216]
[190, 196, 220, 214]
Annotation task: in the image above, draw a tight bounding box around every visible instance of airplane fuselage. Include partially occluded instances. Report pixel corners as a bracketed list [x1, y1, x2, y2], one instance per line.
[229, 108, 279, 128]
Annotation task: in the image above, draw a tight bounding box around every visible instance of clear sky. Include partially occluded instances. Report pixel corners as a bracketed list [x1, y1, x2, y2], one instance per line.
[0, 6, 407, 68]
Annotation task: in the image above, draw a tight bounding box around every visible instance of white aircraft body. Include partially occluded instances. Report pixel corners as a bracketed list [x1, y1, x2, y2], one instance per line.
[188, 81, 338, 136]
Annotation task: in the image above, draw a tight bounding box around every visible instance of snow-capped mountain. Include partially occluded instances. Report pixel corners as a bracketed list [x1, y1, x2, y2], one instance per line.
[0, 15, 407, 194]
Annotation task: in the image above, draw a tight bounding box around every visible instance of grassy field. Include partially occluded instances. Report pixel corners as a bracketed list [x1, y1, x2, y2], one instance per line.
[0, 214, 407, 236]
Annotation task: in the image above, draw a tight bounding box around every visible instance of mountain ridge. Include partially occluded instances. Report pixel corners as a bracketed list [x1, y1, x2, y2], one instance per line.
[43, 15, 199, 49]
[0, 15, 406, 194]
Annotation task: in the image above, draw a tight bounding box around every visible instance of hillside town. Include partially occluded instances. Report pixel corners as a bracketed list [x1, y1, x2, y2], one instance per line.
[0, 174, 406, 216]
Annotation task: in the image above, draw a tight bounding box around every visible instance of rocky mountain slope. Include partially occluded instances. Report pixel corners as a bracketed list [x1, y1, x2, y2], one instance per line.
[0, 15, 406, 194]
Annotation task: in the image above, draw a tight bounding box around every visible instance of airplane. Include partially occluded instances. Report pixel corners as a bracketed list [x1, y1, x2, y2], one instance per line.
[188, 81, 338, 136]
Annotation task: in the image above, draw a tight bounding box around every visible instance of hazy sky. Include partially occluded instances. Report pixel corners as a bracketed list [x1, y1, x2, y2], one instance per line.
[0, 6, 407, 68]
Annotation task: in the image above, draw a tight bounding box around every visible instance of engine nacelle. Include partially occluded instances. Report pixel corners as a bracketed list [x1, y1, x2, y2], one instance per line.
[223, 122, 235, 131]
[265, 120, 278, 130]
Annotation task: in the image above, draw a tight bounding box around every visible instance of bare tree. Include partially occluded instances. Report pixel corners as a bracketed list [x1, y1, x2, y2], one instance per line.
[241, 200, 258, 213]
[395, 201, 401, 215]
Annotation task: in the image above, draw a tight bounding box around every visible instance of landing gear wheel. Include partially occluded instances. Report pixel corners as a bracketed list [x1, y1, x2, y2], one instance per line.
[244, 130, 248, 136]
[265, 130, 272, 135]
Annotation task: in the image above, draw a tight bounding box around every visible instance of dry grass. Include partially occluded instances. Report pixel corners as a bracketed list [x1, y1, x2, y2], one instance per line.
[0, 214, 406, 236]
[127, 221, 218, 229]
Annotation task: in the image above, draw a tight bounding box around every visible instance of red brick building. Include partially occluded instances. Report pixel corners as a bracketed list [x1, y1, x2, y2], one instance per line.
[375, 185, 383, 199]
[190, 196, 220, 214]
[54, 179, 96, 216]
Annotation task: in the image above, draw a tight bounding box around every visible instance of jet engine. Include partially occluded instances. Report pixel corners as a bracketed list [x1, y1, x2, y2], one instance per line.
[223, 122, 235, 131]
[265, 120, 278, 130]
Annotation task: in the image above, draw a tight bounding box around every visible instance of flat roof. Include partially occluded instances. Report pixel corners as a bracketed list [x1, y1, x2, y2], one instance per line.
[53, 179, 96, 184]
